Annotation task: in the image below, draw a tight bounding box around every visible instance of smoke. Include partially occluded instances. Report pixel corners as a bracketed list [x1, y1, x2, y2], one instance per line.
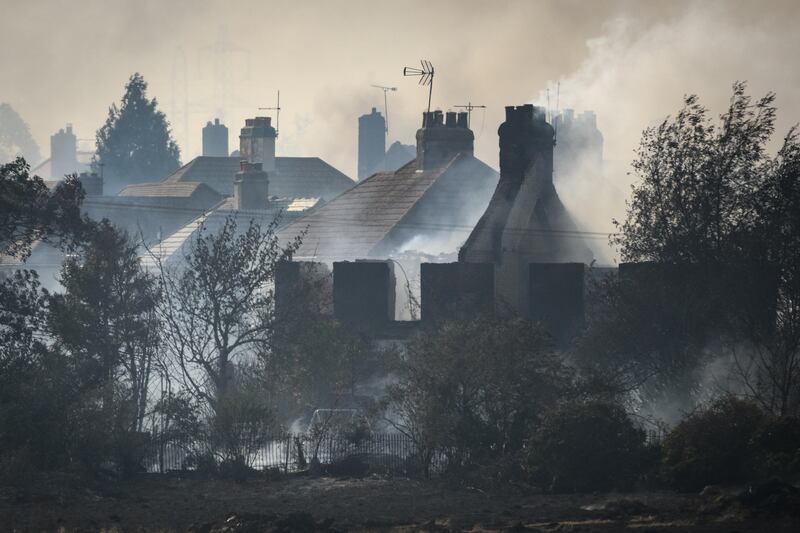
[2, 1, 798, 182]
[534, 1, 800, 262]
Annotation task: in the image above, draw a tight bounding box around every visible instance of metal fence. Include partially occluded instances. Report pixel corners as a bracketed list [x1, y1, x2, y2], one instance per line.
[145, 432, 436, 476]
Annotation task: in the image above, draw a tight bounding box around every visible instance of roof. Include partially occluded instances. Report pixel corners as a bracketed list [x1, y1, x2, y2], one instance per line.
[140, 199, 303, 270]
[118, 181, 221, 199]
[161, 156, 354, 200]
[279, 154, 499, 260]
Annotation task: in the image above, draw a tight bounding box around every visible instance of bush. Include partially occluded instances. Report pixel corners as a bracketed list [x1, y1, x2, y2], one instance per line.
[753, 416, 800, 482]
[661, 397, 765, 490]
[526, 402, 648, 493]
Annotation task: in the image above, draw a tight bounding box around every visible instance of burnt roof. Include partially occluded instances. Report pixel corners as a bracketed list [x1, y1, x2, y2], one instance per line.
[279, 154, 499, 260]
[161, 156, 354, 199]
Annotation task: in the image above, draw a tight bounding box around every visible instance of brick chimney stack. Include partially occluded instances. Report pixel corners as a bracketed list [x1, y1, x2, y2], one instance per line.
[203, 118, 229, 157]
[499, 104, 554, 184]
[233, 160, 269, 210]
[50, 124, 77, 180]
[415, 110, 473, 170]
[239, 117, 276, 172]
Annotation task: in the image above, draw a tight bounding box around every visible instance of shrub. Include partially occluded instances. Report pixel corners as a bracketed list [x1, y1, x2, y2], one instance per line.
[661, 397, 765, 490]
[526, 402, 648, 493]
[753, 416, 800, 482]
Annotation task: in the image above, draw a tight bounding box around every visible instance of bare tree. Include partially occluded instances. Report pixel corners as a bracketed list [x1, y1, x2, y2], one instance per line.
[157, 215, 299, 410]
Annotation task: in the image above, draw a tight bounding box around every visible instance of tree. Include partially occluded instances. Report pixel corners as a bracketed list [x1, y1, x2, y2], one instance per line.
[384, 316, 573, 474]
[612, 82, 775, 264]
[48, 221, 160, 433]
[92, 73, 180, 193]
[267, 267, 374, 425]
[158, 216, 299, 410]
[606, 82, 800, 418]
[0, 103, 40, 165]
[0, 157, 88, 261]
[730, 126, 800, 417]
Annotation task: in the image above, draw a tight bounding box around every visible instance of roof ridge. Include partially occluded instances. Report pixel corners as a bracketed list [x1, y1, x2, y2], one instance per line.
[364, 155, 460, 256]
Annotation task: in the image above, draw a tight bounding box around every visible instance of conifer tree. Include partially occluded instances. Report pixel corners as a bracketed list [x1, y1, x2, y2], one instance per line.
[92, 73, 180, 193]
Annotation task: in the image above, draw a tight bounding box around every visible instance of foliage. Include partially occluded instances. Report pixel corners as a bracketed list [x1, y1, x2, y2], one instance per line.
[732, 126, 800, 417]
[661, 396, 765, 490]
[612, 82, 775, 264]
[92, 73, 180, 193]
[526, 402, 649, 493]
[385, 315, 573, 475]
[0, 103, 40, 165]
[158, 215, 299, 409]
[0, 157, 89, 260]
[206, 366, 274, 467]
[606, 83, 800, 418]
[573, 269, 725, 419]
[48, 221, 160, 433]
[752, 415, 800, 481]
[269, 312, 373, 424]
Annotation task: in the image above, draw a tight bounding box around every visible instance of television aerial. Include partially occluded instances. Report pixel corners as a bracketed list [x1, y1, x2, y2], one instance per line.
[454, 102, 486, 128]
[403, 60, 435, 113]
[371, 85, 397, 134]
[258, 90, 281, 137]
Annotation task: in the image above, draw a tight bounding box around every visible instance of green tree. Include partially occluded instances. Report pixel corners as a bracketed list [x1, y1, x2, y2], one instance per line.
[0, 157, 88, 261]
[48, 221, 160, 433]
[92, 73, 180, 193]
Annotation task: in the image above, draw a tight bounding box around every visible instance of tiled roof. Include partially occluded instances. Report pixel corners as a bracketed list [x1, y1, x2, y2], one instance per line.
[161, 156, 354, 199]
[118, 181, 220, 199]
[140, 200, 302, 270]
[279, 155, 499, 260]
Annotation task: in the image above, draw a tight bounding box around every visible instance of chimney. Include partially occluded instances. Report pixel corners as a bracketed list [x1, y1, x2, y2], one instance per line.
[77, 171, 103, 196]
[50, 123, 77, 180]
[499, 104, 554, 183]
[357, 107, 386, 180]
[202, 118, 229, 156]
[415, 110, 474, 170]
[239, 117, 276, 172]
[233, 160, 269, 210]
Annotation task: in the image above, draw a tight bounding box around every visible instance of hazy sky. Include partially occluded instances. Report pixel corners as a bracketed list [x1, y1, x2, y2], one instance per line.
[2, 0, 799, 195]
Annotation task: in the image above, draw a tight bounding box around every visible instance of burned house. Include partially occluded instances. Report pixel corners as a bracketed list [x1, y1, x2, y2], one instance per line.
[279, 110, 498, 261]
[273, 105, 599, 340]
[459, 104, 593, 318]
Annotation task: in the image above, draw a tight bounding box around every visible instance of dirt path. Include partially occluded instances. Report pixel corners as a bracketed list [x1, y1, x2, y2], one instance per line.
[1, 474, 797, 531]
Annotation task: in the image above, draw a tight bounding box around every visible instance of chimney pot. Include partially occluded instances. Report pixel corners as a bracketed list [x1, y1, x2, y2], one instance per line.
[457, 112, 468, 128]
[445, 111, 457, 127]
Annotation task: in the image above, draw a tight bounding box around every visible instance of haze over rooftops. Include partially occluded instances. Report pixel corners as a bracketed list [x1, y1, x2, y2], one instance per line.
[160, 155, 354, 200]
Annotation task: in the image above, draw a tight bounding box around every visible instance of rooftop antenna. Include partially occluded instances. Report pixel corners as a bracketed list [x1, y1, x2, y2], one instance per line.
[403, 60, 435, 113]
[546, 87, 551, 123]
[454, 102, 486, 128]
[554, 81, 561, 143]
[258, 90, 281, 137]
[371, 85, 397, 133]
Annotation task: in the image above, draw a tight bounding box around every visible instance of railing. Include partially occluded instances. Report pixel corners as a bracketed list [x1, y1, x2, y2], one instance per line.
[145, 432, 441, 476]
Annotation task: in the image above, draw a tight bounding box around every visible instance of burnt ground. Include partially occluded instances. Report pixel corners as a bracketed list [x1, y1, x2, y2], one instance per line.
[0, 473, 798, 532]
